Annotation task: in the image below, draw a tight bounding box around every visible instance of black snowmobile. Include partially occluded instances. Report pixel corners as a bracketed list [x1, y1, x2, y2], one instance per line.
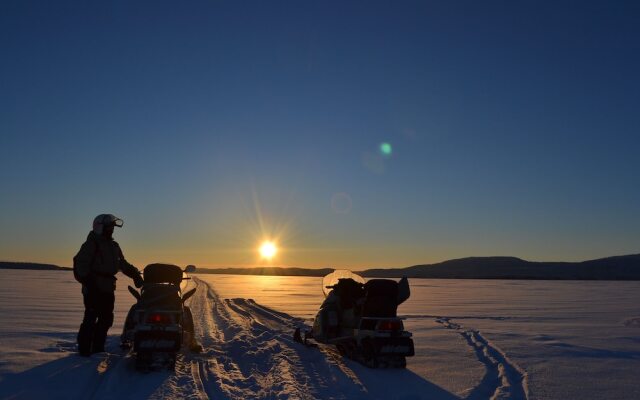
[121, 263, 200, 370]
[295, 270, 414, 368]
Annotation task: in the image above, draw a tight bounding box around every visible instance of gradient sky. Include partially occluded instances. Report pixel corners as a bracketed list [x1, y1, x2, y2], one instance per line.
[1, 1, 639, 269]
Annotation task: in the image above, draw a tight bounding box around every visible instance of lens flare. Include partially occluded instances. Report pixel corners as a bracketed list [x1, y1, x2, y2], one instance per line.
[380, 142, 392, 156]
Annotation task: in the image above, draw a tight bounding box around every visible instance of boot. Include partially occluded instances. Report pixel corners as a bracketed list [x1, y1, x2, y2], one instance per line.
[91, 324, 109, 354]
[92, 310, 114, 354]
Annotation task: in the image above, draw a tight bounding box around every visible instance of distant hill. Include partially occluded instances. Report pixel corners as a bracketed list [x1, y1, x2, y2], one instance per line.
[0, 261, 69, 271]
[359, 254, 640, 280]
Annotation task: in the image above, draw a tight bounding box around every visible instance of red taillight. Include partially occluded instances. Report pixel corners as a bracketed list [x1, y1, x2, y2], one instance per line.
[147, 313, 172, 324]
[378, 320, 402, 331]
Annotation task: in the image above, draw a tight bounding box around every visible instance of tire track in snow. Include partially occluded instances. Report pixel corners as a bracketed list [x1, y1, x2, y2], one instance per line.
[189, 361, 208, 400]
[240, 299, 305, 328]
[186, 278, 240, 399]
[88, 350, 182, 400]
[188, 277, 369, 399]
[224, 298, 369, 396]
[435, 317, 529, 400]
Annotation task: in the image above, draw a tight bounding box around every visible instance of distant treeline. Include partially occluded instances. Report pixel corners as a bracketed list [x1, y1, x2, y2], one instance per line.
[3, 254, 640, 280]
[198, 254, 640, 280]
[196, 267, 335, 277]
[0, 261, 69, 271]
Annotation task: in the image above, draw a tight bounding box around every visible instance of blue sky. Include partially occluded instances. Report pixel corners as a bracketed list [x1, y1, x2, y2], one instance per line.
[1, 1, 639, 268]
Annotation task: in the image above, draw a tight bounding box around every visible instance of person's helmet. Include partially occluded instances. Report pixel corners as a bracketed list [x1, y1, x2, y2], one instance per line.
[92, 214, 124, 235]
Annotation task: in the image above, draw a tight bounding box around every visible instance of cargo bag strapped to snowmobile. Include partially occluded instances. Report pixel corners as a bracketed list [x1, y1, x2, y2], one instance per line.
[362, 279, 399, 317]
[143, 263, 184, 285]
[354, 279, 415, 367]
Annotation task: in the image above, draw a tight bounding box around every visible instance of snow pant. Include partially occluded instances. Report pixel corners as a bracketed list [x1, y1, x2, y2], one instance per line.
[77, 289, 115, 355]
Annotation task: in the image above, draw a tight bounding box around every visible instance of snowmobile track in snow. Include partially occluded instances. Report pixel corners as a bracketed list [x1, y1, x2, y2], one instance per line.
[187, 277, 375, 399]
[435, 317, 529, 400]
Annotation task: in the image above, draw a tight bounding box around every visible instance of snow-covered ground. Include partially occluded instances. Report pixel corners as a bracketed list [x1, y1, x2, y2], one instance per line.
[0, 270, 639, 399]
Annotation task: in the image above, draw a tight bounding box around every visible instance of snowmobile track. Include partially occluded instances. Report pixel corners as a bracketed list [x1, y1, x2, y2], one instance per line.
[185, 277, 375, 399]
[435, 317, 529, 400]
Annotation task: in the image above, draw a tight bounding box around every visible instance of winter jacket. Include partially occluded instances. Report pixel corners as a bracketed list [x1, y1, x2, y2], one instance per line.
[74, 231, 142, 293]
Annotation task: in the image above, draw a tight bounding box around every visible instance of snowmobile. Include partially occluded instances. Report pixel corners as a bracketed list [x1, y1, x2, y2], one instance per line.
[294, 270, 414, 368]
[122, 263, 199, 370]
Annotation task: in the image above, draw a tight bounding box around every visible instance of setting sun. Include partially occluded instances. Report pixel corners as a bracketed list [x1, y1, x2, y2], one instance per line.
[259, 241, 277, 260]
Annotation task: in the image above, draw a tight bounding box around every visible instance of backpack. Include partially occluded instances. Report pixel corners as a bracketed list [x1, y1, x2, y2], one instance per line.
[73, 235, 101, 283]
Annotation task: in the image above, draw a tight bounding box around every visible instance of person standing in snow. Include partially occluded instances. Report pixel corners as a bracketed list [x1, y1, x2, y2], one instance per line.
[74, 214, 144, 356]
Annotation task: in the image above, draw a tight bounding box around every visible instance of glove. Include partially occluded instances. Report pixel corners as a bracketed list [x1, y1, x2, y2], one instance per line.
[134, 275, 144, 288]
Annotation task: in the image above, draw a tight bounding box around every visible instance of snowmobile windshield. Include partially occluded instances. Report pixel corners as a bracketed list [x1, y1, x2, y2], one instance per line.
[322, 270, 365, 297]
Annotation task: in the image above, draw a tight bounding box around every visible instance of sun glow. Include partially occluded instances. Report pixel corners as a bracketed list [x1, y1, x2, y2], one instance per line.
[259, 241, 277, 260]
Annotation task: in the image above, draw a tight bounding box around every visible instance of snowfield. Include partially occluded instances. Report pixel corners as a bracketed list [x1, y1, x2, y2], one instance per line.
[0, 271, 639, 399]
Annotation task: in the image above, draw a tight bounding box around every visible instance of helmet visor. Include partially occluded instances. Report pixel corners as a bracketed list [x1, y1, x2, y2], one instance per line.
[103, 214, 124, 228]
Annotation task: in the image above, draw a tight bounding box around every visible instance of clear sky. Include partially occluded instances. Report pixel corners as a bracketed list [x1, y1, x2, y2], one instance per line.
[1, 1, 639, 269]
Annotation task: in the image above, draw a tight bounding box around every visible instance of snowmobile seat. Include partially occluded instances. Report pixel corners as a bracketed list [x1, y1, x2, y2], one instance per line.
[144, 263, 184, 285]
[361, 279, 399, 318]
